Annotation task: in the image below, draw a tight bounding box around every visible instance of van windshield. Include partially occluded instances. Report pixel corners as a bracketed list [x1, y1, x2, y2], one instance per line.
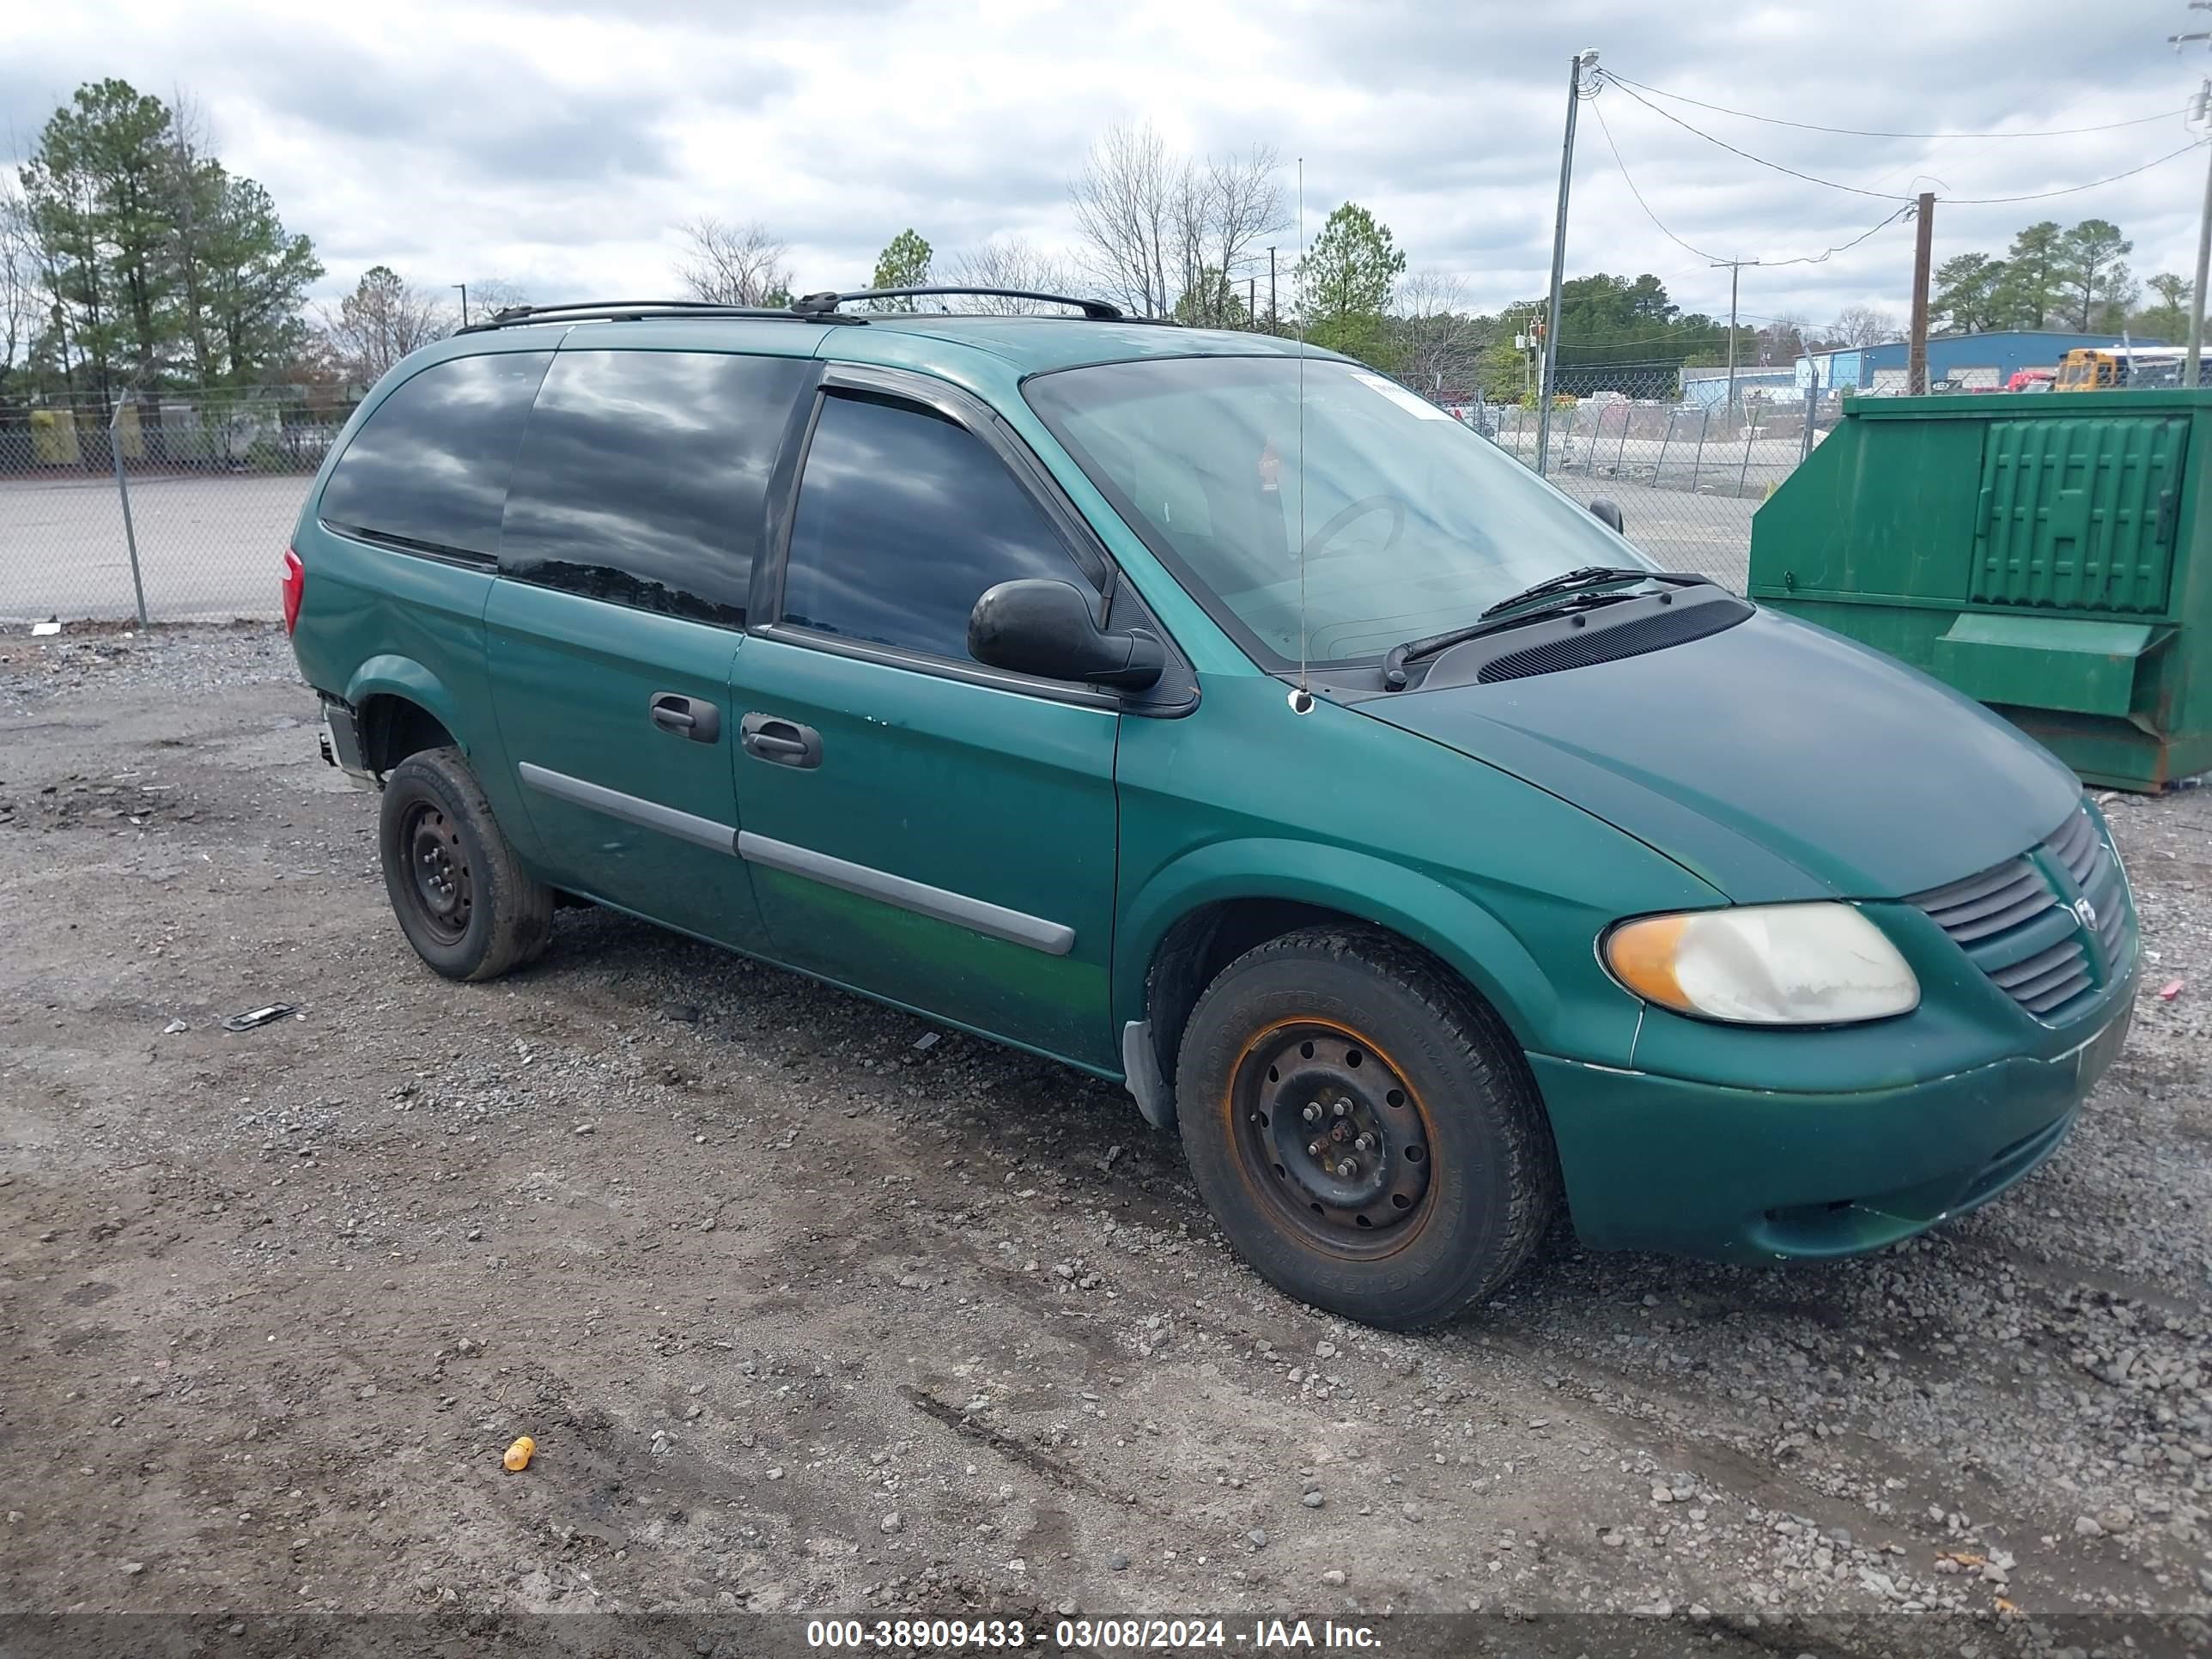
[1024, 355, 1650, 668]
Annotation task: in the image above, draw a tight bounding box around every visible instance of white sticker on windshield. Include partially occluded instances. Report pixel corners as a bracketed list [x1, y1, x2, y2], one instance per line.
[1349, 370, 1453, 419]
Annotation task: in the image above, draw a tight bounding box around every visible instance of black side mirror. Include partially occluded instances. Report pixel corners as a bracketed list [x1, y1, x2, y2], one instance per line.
[968, 579, 1165, 690]
[1588, 496, 1625, 534]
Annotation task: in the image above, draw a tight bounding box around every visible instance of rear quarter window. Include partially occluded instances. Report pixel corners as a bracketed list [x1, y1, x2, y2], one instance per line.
[319, 352, 552, 561]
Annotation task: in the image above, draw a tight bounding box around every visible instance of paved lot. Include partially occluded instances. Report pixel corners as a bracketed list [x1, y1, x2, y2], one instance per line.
[0, 472, 308, 623]
[2, 625, 2207, 1656]
[1533, 476, 1759, 590]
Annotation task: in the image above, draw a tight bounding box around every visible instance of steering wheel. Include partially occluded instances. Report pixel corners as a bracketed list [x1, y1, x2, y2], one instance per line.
[1299, 494, 1405, 562]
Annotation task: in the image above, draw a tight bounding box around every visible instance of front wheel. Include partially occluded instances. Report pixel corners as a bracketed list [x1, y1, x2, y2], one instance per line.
[1175, 927, 1559, 1329]
[378, 746, 553, 981]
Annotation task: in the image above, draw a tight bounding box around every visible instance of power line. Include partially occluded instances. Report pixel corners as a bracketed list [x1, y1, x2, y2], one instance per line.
[1547, 324, 1783, 350]
[1592, 77, 1919, 201]
[1603, 70, 2189, 141]
[1599, 73, 2209, 210]
[1587, 96, 1725, 261]
[1761, 205, 1916, 266]
[1597, 76, 1916, 199]
[1942, 141, 2208, 203]
[1589, 92, 1920, 272]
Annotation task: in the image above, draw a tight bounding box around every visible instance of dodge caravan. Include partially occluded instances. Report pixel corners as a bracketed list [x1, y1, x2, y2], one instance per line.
[285, 289, 2138, 1328]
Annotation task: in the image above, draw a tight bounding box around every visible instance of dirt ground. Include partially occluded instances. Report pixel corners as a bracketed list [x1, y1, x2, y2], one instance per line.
[3, 624, 2209, 1658]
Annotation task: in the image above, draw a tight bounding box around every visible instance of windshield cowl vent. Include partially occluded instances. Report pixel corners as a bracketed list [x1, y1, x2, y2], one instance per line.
[1474, 596, 1752, 684]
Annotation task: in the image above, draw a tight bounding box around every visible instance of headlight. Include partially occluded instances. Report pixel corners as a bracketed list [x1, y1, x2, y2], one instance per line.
[1604, 902, 1918, 1025]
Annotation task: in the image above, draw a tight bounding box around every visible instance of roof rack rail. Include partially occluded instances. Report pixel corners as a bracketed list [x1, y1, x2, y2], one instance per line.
[790, 286, 1128, 321]
[453, 300, 862, 335]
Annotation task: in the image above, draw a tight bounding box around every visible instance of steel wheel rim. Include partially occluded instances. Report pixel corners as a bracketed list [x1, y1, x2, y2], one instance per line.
[400, 801, 471, 945]
[1230, 1020, 1434, 1257]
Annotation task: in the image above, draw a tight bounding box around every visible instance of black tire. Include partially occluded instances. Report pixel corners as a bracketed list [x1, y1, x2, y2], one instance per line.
[1175, 926, 1559, 1330]
[378, 746, 553, 982]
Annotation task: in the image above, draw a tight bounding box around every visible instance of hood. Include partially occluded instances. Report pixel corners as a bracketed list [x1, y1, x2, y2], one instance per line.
[1355, 607, 2081, 902]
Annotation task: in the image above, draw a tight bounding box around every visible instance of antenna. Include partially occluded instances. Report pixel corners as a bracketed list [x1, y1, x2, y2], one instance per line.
[1290, 157, 1315, 716]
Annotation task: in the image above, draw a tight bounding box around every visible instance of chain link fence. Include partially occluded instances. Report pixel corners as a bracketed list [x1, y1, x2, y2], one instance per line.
[2, 390, 353, 624]
[1461, 362, 1842, 593]
[3, 362, 1837, 627]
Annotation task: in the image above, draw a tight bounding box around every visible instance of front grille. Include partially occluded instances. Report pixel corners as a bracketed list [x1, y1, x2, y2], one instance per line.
[2046, 805, 2129, 968]
[1909, 804, 2132, 1023]
[1985, 938, 2094, 1012]
[1914, 859, 2051, 942]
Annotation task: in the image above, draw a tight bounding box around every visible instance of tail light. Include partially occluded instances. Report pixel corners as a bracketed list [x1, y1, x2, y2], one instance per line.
[281, 547, 305, 635]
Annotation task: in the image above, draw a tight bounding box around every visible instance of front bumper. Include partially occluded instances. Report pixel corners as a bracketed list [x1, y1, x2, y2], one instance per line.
[1531, 988, 2134, 1261]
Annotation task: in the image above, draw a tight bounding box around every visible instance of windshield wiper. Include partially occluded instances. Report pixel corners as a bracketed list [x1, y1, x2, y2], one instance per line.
[1479, 565, 1691, 620]
[1380, 568, 1714, 690]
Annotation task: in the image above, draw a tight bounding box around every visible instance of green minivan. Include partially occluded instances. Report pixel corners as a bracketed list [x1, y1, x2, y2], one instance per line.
[286, 289, 2138, 1329]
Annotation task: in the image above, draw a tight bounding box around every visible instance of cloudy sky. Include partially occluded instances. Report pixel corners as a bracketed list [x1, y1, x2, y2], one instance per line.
[5, 0, 2203, 331]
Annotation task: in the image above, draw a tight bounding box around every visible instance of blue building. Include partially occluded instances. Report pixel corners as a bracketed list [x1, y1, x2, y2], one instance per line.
[1795, 330, 2166, 392]
[1680, 366, 1798, 409]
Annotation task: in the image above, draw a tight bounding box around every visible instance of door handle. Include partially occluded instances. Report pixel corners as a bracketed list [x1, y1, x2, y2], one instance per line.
[650, 692, 720, 744]
[739, 712, 823, 769]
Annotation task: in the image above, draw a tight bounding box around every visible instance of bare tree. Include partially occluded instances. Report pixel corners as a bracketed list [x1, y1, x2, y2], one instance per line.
[1190, 144, 1283, 327]
[319, 264, 451, 384]
[674, 216, 793, 307]
[1069, 123, 1284, 321]
[942, 237, 1081, 312]
[1829, 303, 1901, 347]
[0, 173, 34, 393]
[1070, 123, 1175, 316]
[1753, 311, 1813, 366]
[465, 277, 531, 321]
[1388, 271, 1490, 396]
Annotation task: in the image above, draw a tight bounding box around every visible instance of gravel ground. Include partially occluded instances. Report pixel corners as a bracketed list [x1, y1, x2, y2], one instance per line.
[2, 623, 2208, 1658]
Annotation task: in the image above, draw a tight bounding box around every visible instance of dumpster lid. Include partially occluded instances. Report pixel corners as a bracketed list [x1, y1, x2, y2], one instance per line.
[1940, 614, 2160, 657]
[1932, 614, 2167, 719]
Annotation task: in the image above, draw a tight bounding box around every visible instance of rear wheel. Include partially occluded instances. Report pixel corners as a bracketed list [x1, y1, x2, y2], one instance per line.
[378, 747, 553, 981]
[1175, 927, 1558, 1329]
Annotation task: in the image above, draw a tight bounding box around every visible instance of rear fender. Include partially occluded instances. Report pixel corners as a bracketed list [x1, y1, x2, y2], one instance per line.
[344, 655, 473, 758]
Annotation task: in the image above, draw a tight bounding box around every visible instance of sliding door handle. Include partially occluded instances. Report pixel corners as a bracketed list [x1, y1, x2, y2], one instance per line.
[650, 693, 720, 744]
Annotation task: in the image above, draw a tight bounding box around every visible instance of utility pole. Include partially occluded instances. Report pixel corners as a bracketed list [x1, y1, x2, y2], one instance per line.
[1267, 246, 1278, 331]
[2172, 14, 2212, 384]
[1248, 275, 1257, 329]
[1906, 192, 1934, 395]
[1711, 258, 1759, 418]
[2191, 111, 2212, 386]
[453, 283, 470, 328]
[1536, 47, 1598, 475]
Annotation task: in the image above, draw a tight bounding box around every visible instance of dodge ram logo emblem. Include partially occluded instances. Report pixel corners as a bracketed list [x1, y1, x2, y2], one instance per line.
[2073, 896, 2099, 932]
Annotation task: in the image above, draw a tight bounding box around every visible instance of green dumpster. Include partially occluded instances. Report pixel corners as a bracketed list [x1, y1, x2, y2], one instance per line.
[1748, 387, 2212, 790]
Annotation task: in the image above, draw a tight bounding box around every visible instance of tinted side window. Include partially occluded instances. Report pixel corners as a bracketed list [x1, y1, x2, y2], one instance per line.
[781, 393, 1093, 660]
[499, 349, 810, 627]
[319, 352, 550, 559]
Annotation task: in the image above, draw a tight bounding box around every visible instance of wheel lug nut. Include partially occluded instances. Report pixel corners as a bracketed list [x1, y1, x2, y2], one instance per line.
[1355, 1133, 1374, 1152]
[1304, 1103, 1323, 1123]
[1308, 1140, 1324, 1158]
[1335, 1159, 1356, 1178]
[1332, 1101, 1350, 1118]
